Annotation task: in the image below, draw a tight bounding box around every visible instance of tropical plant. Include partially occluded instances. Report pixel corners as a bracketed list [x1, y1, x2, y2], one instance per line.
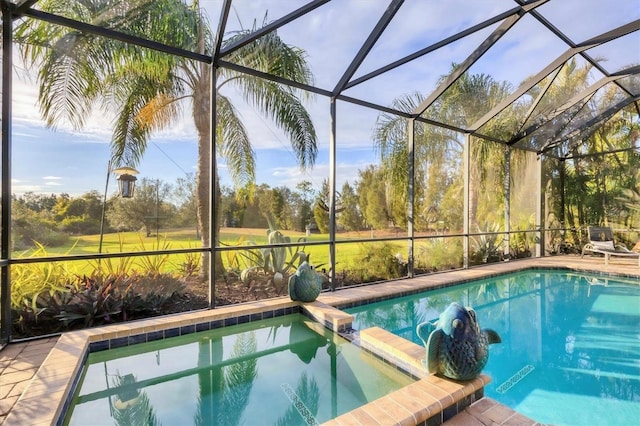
[351, 242, 406, 283]
[15, 0, 318, 280]
[177, 248, 202, 278]
[372, 68, 515, 232]
[51, 271, 189, 328]
[470, 223, 504, 265]
[10, 243, 79, 328]
[616, 169, 640, 227]
[415, 238, 463, 272]
[239, 223, 309, 293]
[133, 237, 173, 274]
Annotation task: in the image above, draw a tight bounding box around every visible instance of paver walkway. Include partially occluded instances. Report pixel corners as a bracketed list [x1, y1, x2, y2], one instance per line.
[1, 337, 58, 425]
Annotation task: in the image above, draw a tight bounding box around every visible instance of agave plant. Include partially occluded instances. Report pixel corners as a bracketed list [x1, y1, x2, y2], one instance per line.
[470, 222, 505, 264]
[239, 224, 308, 293]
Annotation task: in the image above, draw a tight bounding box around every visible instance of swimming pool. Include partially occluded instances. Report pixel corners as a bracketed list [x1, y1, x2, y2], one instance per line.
[346, 269, 640, 426]
[63, 313, 414, 425]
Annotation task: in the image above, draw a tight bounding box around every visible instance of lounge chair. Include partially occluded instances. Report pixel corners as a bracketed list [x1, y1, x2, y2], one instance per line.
[581, 226, 640, 267]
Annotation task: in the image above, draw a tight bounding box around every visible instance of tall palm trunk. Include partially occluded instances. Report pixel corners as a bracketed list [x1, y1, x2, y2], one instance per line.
[468, 162, 480, 231]
[192, 63, 224, 280]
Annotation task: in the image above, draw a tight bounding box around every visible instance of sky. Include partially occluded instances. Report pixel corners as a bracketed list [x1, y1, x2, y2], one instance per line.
[9, 0, 640, 199]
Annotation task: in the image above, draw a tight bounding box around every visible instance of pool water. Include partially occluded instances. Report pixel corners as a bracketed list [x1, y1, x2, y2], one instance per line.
[64, 313, 414, 426]
[346, 270, 640, 426]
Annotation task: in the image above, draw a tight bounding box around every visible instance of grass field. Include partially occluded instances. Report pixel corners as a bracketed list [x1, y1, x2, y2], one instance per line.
[13, 227, 403, 274]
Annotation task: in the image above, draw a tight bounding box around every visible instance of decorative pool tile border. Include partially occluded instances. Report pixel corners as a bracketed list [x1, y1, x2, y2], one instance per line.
[87, 306, 300, 353]
[332, 265, 639, 310]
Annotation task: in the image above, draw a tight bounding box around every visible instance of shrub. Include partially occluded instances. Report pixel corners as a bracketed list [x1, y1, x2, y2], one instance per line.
[53, 275, 124, 328]
[177, 250, 201, 277]
[351, 242, 406, 282]
[416, 238, 463, 272]
[133, 238, 172, 274]
[12, 211, 70, 249]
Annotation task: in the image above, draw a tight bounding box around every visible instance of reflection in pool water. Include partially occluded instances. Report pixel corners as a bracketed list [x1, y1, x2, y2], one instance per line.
[65, 314, 414, 425]
[346, 270, 640, 426]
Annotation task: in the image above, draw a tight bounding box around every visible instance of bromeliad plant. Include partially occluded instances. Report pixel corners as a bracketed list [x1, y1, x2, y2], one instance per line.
[51, 272, 188, 328]
[52, 274, 124, 328]
[12, 238, 197, 337]
[10, 242, 79, 332]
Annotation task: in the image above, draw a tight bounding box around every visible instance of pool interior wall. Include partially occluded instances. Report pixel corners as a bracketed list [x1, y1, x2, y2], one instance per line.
[4, 257, 638, 426]
[65, 313, 418, 425]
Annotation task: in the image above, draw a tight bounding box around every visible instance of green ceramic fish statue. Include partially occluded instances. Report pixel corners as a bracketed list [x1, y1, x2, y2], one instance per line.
[288, 261, 322, 302]
[417, 302, 501, 381]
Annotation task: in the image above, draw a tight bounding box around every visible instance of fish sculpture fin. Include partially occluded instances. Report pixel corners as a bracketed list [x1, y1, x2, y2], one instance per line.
[483, 328, 501, 344]
[416, 321, 435, 344]
[426, 329, 444, 374]
[288, 274, 298, 301]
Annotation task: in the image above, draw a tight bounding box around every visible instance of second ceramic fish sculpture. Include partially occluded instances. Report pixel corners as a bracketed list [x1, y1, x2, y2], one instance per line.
[416, 302, 501, 381]
[288, 261, 322, 302]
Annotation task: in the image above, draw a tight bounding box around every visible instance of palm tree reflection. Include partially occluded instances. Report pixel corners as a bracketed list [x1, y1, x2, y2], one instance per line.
[276, 373, 321, 426]
[111, 373, 160, 426]
[195, 332, 258, 426]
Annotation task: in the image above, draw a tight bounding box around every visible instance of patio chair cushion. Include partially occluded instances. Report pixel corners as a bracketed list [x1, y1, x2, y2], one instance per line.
[591, 240, 615, 251]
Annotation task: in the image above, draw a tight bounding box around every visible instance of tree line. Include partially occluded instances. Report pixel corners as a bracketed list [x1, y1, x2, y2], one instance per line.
[12, 159, 438, 251]
[11, 175, 196, 250]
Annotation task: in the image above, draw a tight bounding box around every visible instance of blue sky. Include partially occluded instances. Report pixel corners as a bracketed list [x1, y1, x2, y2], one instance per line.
[10, 0, 639, 198]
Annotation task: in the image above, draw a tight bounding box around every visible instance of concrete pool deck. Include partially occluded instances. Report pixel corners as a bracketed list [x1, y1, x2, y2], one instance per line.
[1, 255, 639, 425]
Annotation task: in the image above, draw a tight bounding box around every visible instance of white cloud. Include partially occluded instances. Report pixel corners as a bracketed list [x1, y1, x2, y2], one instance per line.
[11, 181, 44, 193]
[263, 159, 371, 190]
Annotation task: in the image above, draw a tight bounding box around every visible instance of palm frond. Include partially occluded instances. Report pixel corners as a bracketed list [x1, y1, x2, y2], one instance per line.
[223, 28, 314, 90]
[136, 93, 181, 132]
[230, 76, 317, 168]
[216, 95, 255, 188]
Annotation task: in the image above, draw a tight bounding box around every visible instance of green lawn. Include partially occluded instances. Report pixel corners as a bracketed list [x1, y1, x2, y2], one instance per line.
[12, 227, 387, 274]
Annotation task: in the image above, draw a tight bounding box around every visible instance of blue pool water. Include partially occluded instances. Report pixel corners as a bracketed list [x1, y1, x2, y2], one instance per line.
[346, 269, 640, 426]
[64, 313, 414, 425]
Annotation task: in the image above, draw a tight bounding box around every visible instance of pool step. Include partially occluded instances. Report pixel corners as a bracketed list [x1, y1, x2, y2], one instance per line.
[324, 326, 489, 426]
[302, 301, 354, 333]
[323, 373, 489, 426]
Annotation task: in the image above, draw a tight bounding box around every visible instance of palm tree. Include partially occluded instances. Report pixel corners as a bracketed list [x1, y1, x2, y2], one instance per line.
[15, 0, 317, 278]
[373, 67, 514, 233]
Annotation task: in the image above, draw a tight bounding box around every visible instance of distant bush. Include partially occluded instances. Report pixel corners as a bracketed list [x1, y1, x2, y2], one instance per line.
[12, 216, 70, 249]
[415, 238, 463, 272]
[59, 216, 102, 235]
[348, 242, 406, 283]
